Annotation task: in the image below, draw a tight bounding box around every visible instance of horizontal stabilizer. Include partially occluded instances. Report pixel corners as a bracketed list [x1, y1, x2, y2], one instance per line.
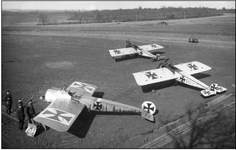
[215, 86, 227, 93]
[201, 83, 227, 97]
[201, 89, 217, 97]
[141, 111, 155, 122]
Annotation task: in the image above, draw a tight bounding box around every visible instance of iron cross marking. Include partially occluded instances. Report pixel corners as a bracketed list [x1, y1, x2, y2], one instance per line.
[43, 109, 72, 123]
[204, 90, 210, 95]
[145, 72, 158, 79]
[187, 63, 198, 70]
[143, 103, 155, 114]
[94, 102, 102, 110]
[210, 84, 217, 91]
[114, 50, 121, 54]
[180, 76, 185, 82]
[151, 44, 157, 48]
[73, 83, 93, 93]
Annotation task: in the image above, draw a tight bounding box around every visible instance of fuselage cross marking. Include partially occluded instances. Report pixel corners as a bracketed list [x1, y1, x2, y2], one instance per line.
[180, 76, 185, 82]
[94, 102, 102, 110]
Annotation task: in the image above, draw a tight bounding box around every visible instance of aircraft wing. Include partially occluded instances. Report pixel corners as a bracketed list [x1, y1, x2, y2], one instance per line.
[139, 44, 164, 53]
[34, 98, 85, 132]
[109, 47, 137, 59]
[174, 61, 211, 75]
[133, 68, 179, 86]
[66, 81, 97, 96]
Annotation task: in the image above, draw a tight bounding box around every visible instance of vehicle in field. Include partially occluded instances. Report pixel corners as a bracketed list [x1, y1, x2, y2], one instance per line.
[109, 41, 165, 62]
[132, 58, 227, 97]
[189, 37, 199, 43]
[159, 21, 168, 25]
[34, 81, 156, 132]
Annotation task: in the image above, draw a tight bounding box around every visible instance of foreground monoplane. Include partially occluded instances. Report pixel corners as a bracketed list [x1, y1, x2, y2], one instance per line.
[34, 81, 156, 132]
[133, 59, 227, 97]
[109, 40, 165, 61]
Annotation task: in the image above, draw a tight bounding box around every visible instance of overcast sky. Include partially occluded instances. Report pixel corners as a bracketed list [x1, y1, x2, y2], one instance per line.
[2, 1, 235, 11]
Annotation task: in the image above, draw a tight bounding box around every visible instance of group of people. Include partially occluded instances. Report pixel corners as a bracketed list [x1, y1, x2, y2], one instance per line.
[4, 90, 36, 131]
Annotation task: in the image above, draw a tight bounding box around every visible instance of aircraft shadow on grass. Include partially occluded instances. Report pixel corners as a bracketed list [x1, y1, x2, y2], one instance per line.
[115, 52, 166, 62]
[68, 107, 158, 138]
[141, 73, 211, 93]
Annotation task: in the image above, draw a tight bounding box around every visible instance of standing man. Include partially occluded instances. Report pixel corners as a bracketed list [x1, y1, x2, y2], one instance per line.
[24, 100, 36, 124]
[126, 39, 132, 48]
[4, 90, 13, 115]
[16, 102, 25, 131]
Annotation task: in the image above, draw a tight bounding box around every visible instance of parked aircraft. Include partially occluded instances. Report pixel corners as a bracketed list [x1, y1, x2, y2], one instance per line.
[109, 41, 165, 61]
[34, 81, 156, 132]
[132, 58, 227, 97]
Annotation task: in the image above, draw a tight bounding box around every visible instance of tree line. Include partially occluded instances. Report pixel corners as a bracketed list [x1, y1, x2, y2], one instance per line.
[37, 7, 232, 25]
[67, 7, 223, 23]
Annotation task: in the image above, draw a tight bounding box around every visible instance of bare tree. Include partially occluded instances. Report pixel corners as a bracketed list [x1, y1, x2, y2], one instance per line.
[38, 14, 48, 25]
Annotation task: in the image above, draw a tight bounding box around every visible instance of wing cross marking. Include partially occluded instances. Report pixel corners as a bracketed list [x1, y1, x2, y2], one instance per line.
[41, 108, 75, 125]
[114, 49, 121, 54]
[145, 71, 158, 79]
[187, 63, 198, 70]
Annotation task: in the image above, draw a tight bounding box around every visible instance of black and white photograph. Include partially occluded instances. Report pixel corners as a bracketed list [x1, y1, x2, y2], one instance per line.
[1, 1, 235, 148]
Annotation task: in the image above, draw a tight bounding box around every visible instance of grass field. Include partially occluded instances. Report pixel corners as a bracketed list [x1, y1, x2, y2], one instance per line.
[1, 13, 235, 148]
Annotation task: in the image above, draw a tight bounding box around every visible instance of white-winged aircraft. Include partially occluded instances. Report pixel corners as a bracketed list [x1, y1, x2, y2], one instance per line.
[34, 81, 156, 132]
[109, 41, 165, 61]
[132, 58, 227, 97]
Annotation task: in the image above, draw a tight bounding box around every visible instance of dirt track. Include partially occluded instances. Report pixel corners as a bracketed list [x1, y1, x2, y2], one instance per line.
[1, 13, 235, 148]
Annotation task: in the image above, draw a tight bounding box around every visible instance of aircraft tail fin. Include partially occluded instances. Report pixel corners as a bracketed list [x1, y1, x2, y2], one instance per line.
[141, 101, 156, 122]
[201, 83, 227, 97]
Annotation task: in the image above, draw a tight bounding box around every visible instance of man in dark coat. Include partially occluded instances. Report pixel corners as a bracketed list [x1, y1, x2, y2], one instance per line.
[24, 100, 36, 124]
[16, 102, 25, 131]
[126, 39, 132, 48]
[4, 90, 13, 115]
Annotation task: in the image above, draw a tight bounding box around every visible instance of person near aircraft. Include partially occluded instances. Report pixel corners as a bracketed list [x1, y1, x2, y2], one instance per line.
[126, 39, 132, 48]
[24, 100, 36, 124]
[18, 99, 23, 106]
[157, 58, 175, 70]
[4, 90, 13, 115]
[16, 102, 25, 131]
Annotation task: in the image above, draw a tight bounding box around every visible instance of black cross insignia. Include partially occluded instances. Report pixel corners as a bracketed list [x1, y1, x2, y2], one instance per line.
[114, 50, 121, 54]
[143, 103, 155, 114]
[187, 63, 198, 70]
[210, 84, 217, 91]
[151, 44, 157, 48]
[204, 90, 210, 95]
[43, 109, 72, 123]
[145, 72, 158, 79]
[94, 102, 102, 110]
[180, 76, 185, 82]
[74, 83, 93, 92]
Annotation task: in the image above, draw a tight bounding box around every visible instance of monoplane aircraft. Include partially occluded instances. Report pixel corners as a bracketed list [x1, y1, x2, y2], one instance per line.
[132, 58, 227, 97]
[109, 40, 165, 61]
[34, 81, 156, 132]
